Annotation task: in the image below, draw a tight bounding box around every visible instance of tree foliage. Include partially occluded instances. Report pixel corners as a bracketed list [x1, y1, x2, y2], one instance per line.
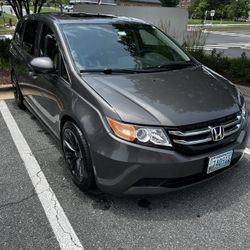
[189, 0, 250, 19]
[160, 0, 179, 7]
[5, 0, 46, 19]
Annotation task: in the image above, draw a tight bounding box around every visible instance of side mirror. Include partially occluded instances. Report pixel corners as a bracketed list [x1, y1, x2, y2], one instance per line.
[30, 57, 54, 73]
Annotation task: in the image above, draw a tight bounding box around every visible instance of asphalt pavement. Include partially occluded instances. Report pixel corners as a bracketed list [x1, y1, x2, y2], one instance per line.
[205, 30, 250, 57]
[0, 99, 250, 250]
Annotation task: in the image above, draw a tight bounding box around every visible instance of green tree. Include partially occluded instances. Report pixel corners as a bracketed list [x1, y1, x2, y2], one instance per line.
[160, 0, 179, 7]
[6, 0, 46, 19]
[194, 0, 209, 18]
[189, 0, 250, 19]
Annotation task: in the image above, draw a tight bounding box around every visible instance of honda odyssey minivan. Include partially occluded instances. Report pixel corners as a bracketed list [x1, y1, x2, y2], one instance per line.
[10, 13, 249, 195]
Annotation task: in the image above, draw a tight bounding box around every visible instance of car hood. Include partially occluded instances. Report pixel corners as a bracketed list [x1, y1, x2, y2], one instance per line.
[83, 66, 240, 126]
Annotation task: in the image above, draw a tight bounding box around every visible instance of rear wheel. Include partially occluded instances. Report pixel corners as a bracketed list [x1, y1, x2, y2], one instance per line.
[62, 121, 95, 191]
[11, 71, 24, 109]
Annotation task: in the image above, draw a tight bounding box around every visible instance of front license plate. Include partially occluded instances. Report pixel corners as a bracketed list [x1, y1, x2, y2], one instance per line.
[207, 150, 233, 174]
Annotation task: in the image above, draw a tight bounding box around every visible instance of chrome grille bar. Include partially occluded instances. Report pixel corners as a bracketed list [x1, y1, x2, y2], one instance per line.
[222, 116, 241, 128]
[168, 128, 210, 137]
[170, 114, 242, 146]
[173, 137, 212, 146]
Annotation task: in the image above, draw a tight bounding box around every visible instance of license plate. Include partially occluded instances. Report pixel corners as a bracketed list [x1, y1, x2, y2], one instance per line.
[207, 150, 233, 174]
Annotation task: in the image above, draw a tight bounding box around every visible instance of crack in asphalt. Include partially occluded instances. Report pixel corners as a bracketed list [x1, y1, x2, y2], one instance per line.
[49, 188, 84, 249]
[32, 146, 57, 154]
[0, 192, 37, 210]
[0, 168, 83, 248]
[0, 170, 44, 210]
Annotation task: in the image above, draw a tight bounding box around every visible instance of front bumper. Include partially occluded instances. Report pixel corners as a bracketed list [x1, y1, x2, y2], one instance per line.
[91, 118, 249, 195]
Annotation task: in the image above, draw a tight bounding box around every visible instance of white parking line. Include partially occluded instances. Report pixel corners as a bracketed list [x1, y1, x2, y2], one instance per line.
[245, 148, 250, 155]
[0, 101, 84, 250]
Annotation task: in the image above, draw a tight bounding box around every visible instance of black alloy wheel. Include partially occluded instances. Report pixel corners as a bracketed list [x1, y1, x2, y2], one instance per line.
[62, 121, 95, 191]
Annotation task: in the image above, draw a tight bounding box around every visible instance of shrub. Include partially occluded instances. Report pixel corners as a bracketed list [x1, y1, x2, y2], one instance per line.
[183, 26, 208, 50]
[189, 49, 250, 84]
[0, 39, 11, 70]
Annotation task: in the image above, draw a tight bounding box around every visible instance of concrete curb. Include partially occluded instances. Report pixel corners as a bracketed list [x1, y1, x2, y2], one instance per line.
[241, 44, 250, 49]
[0, 84, 12, 91]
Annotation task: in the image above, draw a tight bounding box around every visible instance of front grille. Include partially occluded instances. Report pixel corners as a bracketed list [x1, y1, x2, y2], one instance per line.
[167, 112, 242, 155]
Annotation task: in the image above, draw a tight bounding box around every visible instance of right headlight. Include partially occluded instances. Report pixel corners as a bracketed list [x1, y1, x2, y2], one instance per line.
[107, 117, 172, 148]
[241, 100, 247, 119]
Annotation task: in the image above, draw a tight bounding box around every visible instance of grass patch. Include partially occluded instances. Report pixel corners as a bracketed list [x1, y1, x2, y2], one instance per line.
[0, 29, 15, 34]
[206, 25, 250, 32]
[188, 19, 249, 25]
[0, 13, 17, 26]
[40, 7, 59, 13]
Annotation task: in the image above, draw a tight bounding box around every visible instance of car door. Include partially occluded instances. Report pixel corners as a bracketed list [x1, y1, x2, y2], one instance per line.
[11, 20, 39, 100]
[28, 23, 72, 138]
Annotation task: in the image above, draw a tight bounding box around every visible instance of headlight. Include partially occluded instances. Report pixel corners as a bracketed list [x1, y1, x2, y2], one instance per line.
[107, 118, 172, 148]
[237, 88, 247, 119]
[241, 101, 247, 119]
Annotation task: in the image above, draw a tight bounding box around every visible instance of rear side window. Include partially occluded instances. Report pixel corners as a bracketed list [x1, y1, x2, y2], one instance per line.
[22, 21, 39, 55]
[14, 21, 25, 46]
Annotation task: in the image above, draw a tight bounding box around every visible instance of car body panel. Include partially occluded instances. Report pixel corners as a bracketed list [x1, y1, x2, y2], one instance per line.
[9, 13, 249, 195]
[83, 66, 240, 126]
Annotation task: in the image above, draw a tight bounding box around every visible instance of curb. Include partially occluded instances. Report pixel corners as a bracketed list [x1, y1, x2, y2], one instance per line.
[0, 84, 13, 91]
[241, 44, 250, 49]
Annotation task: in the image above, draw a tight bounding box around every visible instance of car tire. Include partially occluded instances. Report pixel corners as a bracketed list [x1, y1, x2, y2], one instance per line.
[11, 71, 25, 109]
[62, 121, 96, 192]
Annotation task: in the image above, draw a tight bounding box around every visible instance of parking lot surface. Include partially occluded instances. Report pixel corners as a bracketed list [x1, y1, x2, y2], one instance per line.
[205, 30, 250, 57]
[0, 100, 250, 250]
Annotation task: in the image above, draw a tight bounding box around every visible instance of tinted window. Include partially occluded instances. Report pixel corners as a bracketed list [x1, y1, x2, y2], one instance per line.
[62, 23, 190, 71]
[39, 25, 59, 70]
[22, 21, 38, 55]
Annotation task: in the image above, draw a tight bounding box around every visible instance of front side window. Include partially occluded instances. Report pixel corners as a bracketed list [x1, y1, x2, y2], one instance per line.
[22, 21, 38, 55]
[39, 24, 59, 70]
[61, 22, 191, 72]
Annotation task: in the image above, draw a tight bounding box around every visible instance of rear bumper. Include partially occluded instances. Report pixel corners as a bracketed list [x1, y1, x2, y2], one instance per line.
[91, 118, 249, 195]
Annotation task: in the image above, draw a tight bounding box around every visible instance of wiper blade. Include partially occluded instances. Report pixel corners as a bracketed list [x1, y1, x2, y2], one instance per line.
[145, 61, 196, 71]
[157, 62, 196, 69]
[80, 68, 143, 74]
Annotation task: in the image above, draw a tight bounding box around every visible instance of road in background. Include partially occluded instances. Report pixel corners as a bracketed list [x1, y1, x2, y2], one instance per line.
[205, 30, 250, 57]
[0, 99, 250, 250]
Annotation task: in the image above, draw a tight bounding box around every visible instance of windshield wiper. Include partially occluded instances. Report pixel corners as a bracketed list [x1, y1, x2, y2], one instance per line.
[80, 68, 144, 74]
[145, 61, 196, 71]
[157, 61, 196, 70]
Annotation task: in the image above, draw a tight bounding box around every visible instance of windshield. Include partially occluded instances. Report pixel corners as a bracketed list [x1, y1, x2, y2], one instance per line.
[61, 22, 192, 72]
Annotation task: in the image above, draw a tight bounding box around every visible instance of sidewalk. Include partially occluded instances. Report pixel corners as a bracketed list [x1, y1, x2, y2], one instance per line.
[0, 84, 13, 100]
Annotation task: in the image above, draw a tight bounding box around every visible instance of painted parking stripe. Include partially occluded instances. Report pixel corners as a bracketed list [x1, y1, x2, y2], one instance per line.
[0, 100, 84, 250]
[245, 148, 250, 155]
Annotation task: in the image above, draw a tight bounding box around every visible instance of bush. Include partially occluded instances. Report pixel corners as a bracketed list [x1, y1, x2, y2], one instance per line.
[189, 49, 250, 84]
[0, 39, 11, 70]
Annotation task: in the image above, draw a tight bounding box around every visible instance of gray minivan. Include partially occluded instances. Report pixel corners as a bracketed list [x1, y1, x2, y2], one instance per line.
[10, 13, 249, 195]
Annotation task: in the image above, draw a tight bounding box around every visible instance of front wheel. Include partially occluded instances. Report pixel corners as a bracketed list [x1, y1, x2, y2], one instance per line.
[62, 121, 95, 192]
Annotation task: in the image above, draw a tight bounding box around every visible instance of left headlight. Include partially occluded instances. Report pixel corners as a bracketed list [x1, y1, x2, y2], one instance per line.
[107, 117, 172, 148]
